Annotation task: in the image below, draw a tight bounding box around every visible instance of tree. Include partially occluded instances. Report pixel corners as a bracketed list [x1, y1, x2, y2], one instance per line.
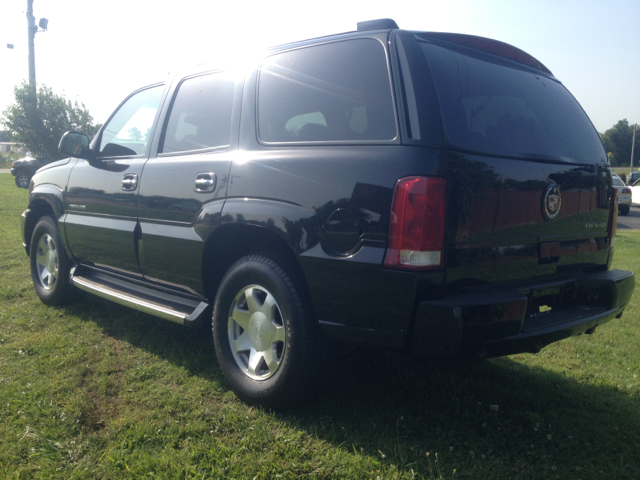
[600, 119, 639, 167]
[1, 82, 101, 160]
[127, 127, 143, 141]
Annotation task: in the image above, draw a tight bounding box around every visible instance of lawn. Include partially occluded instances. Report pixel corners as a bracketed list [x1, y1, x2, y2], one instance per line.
[1, 173, 639, 479]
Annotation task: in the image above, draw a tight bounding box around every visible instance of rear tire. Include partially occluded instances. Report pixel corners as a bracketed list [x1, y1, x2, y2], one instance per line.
[620, 205, 631, 216]
[212, 254, 323, 409]
[29, 216, 75, 306]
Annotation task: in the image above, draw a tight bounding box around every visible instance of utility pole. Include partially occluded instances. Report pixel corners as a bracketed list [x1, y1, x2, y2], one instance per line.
[27, 0, 36, 91]
[631, 125, 637, 174]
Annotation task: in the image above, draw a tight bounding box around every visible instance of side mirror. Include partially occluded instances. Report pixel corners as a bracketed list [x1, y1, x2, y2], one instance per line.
[58, 131, 94, 160]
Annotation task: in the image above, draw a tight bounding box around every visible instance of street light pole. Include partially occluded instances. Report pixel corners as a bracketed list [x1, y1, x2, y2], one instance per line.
[27, 0, 37, 91]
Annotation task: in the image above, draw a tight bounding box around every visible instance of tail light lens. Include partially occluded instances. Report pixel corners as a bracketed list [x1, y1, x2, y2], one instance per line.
[384, 176, 446, 270]
[621, 187, 632, 194]
[608, 187, 618, 247]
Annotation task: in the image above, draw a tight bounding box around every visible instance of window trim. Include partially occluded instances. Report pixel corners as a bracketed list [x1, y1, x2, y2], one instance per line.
[256, 36, 400, 147]
[157, 70, 234, 158]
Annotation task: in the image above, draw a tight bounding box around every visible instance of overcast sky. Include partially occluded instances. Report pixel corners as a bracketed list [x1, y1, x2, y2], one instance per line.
[0, 0, 638, 133]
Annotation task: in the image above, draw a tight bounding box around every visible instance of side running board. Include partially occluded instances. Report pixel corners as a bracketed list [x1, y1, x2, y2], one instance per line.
[70, 267, 209, 329]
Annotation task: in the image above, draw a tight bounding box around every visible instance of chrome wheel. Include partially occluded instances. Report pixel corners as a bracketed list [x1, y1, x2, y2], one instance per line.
[228, 284, 286, 380]
[35, 233, 59, 290]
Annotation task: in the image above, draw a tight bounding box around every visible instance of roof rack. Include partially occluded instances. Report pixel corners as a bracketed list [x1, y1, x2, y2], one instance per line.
[357, 18, 399, 31]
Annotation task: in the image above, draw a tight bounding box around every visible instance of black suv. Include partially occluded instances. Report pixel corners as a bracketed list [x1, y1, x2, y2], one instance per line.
[20, 19, 634, 408]
[11, 154, 52, 188]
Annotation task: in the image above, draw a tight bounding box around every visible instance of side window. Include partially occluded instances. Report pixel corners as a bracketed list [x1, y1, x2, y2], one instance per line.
[99, 85, 163, 157]
[161, 73, 235, 154]
[258, 39, 397, 143]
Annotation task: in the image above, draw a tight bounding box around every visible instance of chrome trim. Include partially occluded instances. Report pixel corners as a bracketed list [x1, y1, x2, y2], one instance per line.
[71, 275, 186, 325]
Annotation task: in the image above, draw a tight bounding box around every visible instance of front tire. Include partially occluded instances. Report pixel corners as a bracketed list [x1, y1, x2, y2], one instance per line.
[29, 216, 74, 306]
[212, 254, 322, 409]
[15, 172, 30, 189]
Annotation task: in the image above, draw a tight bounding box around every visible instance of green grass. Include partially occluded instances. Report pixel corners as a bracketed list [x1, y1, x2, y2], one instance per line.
[1, 173, 639, 479]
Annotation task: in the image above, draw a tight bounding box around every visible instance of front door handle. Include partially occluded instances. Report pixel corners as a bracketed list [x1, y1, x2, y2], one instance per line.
[194, 172, 216, 193]
[122, 174, 138, 191]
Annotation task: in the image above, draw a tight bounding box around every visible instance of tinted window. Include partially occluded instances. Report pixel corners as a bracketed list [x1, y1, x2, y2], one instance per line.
[419, 41, 607, 163]
[259, 39, 396, 143]
[161, 73, 235, 153]
[99, 85, 163, 157]
[612, 176, 624, 187]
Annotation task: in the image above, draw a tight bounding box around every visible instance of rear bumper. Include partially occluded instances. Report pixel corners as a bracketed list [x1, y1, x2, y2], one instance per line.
[411, 269, 634, 358]
[618, 194, 632, 206]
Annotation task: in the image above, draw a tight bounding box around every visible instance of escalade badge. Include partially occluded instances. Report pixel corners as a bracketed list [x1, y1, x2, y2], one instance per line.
[542, 184, 561, 221]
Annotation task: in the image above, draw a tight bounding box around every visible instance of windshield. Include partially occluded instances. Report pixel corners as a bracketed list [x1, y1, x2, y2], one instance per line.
[418, 39, 607, 164]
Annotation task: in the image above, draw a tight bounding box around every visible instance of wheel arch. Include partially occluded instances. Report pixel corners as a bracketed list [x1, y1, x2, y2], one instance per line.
[23, 187, 66, 257]
[200, 197, 321, 319]
[201, 222, 314, 310]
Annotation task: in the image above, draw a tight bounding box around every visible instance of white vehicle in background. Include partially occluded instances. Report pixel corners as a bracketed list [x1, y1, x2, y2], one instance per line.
[612, 174, 632, 216]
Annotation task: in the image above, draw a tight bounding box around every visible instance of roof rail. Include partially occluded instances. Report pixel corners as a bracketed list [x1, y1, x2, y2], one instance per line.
[357, 18, 399, 31]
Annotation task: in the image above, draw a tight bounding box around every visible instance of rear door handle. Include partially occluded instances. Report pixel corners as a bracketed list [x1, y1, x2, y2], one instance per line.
[194, 172, 216, 193]
[122, 174, 138, 191]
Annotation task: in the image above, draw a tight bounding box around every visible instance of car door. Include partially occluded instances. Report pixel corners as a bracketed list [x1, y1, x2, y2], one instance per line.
[64, 84, 165, 274]
[137, 71, 239, 293]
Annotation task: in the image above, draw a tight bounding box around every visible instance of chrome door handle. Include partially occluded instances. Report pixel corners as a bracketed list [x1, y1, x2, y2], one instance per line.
[194, 172, 216, 193]
[122, 174, 138, 191]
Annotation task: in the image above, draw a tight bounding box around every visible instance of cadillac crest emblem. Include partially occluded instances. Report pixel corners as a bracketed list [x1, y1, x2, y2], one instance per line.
[542, 183, 561, 220]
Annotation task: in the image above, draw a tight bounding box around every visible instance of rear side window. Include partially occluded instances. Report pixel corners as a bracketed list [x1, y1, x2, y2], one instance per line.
[258, 39, 397, 143]
[161, 73, 235, 154]
[419, 41, 607, 163]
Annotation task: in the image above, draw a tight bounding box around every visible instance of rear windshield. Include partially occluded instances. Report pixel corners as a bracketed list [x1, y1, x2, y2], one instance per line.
[612, 175, 624, 187]
[418, 39, 607, 164]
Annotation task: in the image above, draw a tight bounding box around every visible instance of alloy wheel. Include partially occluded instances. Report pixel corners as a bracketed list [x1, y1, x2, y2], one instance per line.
[35, 233, 59, 290]
[227, 284, 287, 380]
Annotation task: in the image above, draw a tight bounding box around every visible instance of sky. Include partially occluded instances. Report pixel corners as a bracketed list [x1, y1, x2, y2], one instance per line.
[0, 0, 638, 133]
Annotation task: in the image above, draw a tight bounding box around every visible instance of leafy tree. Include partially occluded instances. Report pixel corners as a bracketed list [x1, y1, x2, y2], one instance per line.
[1, 82, 101, 160]
[127, 127, 143, 141]
[600, 119, 639, 167]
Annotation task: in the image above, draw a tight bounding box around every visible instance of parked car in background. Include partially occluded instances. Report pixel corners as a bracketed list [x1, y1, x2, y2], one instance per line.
[612, 174, 632, 215]
[18, 19, 635, 408]
[629, 170, 640, 186]
[11, 154, 53, 188]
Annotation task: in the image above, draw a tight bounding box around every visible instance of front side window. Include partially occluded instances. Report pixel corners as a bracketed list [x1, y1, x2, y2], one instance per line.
[258, 39, 397, 143]
[99, 85, 163, 157]
[161, 73, 235, 154]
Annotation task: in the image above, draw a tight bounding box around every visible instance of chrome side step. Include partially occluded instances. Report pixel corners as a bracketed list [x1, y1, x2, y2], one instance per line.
[70, 267, 209, 328]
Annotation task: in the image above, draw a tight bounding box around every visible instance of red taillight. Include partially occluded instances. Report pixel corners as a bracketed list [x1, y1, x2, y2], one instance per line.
[384, 176, 446, 270]
[622, 188, 632, 194]
[608, 187, 618, 247]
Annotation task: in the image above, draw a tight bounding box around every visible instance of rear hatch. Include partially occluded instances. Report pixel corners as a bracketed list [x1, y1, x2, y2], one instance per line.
[407, 32, 613, 287]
